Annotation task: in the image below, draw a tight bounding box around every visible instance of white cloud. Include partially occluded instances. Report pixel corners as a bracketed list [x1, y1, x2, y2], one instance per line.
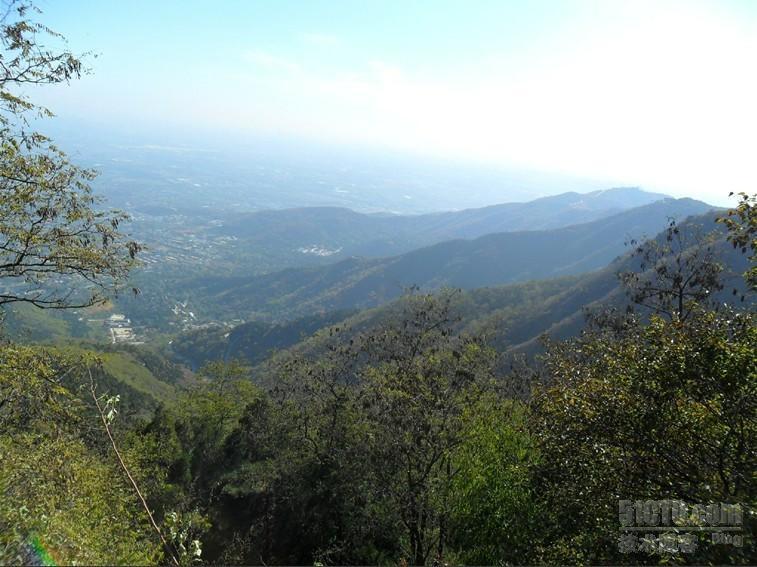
[181, 2, 757, 204]
[281, 4, 755, 202]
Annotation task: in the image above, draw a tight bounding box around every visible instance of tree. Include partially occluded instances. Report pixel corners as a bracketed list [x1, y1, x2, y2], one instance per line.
[447, 398, 539, 565]
[359, 294, 496, 565]
[135, 361, 259, 561]
[619, 218, 722, 321]
[0, 345, 165, 565]
[219, 336, 396, 565]
[530, 310, 756, 565]
[0, 343, 80, 433]
[0, 0, 140, 310]
[0, 432, 162, 565]
[719, 192, 757, 290]
[213, 293, 499, 565]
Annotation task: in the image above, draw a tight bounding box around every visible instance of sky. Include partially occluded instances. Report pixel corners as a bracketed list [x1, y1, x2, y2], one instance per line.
[35, 0, 757, 205]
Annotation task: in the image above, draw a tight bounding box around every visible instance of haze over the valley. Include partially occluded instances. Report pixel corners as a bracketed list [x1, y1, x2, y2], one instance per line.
[36, 0, 757, 208]
[1, 2, 755, 565]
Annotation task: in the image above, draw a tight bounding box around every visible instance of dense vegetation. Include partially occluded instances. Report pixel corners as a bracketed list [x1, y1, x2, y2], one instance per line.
[0, 3, 755, 566]
[8, 278, 754, 565]
[211, 187, 668, 263]
[3, 214, 755, 564]
[172, 309, 357, 370]
[179, 198, 712, 321]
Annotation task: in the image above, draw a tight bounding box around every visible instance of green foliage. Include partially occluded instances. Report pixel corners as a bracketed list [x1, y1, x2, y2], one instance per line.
[0, 342, 166, 565]
[164, 510, 207, 566]
[358, 301, 498, 565]
[16, 343, 179, 421]
[0, 341, 183, 565]
[217, 344, 401, 564]
[98, 350, 176, 403]
[136, 361, 260, 547]
[0, 343, 82, 433]
[0, 303, 72, 342]
[0, 0, 140, 310]
[448, 398, 540, 565]
[143, 282, 755, 565]
[104, 342, 185, 384]
[719, 192, 757, 290]
[530, 309, 756, 564]
[210, 294, 505, 565]
[619, 218, 723, 321]
[0, 433, 161, 565]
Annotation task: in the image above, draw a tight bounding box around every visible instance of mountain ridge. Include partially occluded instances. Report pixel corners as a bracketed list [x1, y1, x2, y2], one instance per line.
[174, 210, 750, 373]
[213, 187, 674, 261]
[185, 197, 714, 320]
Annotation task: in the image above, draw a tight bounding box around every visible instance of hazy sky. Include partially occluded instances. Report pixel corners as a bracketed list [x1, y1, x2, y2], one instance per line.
[37, 0, 757, 204]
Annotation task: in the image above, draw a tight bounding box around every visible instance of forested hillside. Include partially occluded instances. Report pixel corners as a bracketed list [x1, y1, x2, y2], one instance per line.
[176, 211, 750, 372]
[171, 309, 356, 370]
[1, 3, 755, 567]
[184, 198, 712, 320]
[70, 188, 678, 332]
[215, 186, 668, 260]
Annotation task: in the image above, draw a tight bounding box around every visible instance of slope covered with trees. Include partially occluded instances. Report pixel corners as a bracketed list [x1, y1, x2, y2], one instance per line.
[214, 186, 669, 261]
[171, 309, 356, 370]
[182, 198, 712, 321]
[138, 279, 755, 565]
[173, 211, 750, 382]
[0, 3, 754, 566]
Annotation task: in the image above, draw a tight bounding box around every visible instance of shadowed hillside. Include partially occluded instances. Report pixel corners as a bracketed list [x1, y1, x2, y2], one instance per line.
[186, 197, 713, 320]
[214, 187, 670, 262]
[176, 208, 752, 372]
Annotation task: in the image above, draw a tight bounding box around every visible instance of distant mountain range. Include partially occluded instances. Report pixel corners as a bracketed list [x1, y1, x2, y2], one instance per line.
[187, 196, 714, 320]
[215, 187, 671, 262]
[320, 212, 751, 359]
[173, 211, 751, 372]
